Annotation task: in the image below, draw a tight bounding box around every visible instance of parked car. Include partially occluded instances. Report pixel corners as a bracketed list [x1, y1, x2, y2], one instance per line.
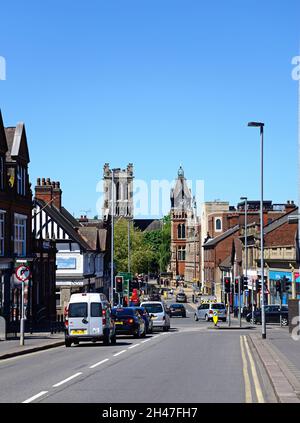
[169, 303, 186, 318]
[111, 307, 146, 338]
[194, 302, 227, 322]
[131, 306, 153, 334]
[65, 293, 116, 347]
[140, 301, 171, 331]
[176, 292, 187, 303]
[246, 305, 289, 326]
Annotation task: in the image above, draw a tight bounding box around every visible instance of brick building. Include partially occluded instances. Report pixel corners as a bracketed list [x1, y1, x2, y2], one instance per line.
[170, 166, 198, 283]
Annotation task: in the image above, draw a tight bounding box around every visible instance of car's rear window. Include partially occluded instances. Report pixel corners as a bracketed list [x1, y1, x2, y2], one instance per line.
[69, 303, 88, 318]
[171, 304, 183, 308]
[91, 303, 103, 317]
[112, 308, 134, 316]
[142, 303, 163, 313]
[211, 304, 225, 310]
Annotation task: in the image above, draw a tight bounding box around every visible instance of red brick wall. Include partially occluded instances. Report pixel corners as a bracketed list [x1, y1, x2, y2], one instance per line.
[265, 221, 297, 247]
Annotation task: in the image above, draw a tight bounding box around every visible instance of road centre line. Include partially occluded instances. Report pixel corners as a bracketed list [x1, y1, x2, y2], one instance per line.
[128, 343, 140, 349]
[89, 358, 109, 369]
[243, 336, 265, 403]
[240, 336, 253, 403]
[52, 372, 82, 388]
[113, 350, 126, 357]
[141, 339, 151, 343]
[22, 391, 48, 404]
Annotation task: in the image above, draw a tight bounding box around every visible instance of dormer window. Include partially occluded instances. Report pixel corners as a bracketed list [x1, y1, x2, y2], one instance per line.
[17, 164, 26, 195]
[0, 156, 4, 190]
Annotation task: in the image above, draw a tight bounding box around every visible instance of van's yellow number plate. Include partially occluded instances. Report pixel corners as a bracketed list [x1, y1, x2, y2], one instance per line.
[71, 330, 87, 335]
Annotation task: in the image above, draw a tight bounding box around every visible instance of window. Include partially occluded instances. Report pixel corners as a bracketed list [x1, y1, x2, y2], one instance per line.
[215, 218, 222, 231]
[0, 212, 4, 256]
[14, 214, 27, 256]
[177, 224, 186, 239]
[55, 289, 61, 307]
[17, 164, 27, 196]
[178, 246, 186, 261]
[91, 303, 103, 317]
[68, 303, 88, 318]
[0, 156, 4, 190]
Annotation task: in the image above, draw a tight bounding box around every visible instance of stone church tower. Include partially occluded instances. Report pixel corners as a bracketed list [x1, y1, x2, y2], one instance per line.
[102, 163, 134, 219]
[170, 166, 193, 281]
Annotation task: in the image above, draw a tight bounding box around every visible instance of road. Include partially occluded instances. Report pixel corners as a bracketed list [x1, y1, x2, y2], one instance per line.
[0, 302, 277, 403]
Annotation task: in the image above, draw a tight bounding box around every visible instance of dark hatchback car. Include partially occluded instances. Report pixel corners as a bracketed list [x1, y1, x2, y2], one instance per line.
[246, 305, 289, 326]
[176, 292, 187, 303]
[111, 307, 146, 338]
[169, 303, 186, 318]
[131, 306, 154, 334]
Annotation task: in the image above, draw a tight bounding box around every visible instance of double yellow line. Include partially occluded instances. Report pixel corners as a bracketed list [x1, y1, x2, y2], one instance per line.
[240, 335, 265, 403]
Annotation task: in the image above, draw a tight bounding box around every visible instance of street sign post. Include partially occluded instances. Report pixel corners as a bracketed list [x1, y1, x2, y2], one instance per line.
[15, 265, 31, 346]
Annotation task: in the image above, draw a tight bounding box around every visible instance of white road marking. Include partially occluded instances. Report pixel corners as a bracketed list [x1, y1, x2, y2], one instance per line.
[22, 391, 48, 403]
[53, 372, 82, 388]
[113, 350, 126, 357]
[128, 343, 140, 349]
[141, 339, 151, 343]
[89, 358, 109, 369]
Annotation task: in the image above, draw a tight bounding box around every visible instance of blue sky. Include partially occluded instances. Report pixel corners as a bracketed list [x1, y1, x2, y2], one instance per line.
[0, 0, 299, 218]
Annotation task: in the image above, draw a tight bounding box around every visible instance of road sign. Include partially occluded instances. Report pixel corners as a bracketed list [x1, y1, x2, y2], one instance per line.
[15, 265, 31, 282]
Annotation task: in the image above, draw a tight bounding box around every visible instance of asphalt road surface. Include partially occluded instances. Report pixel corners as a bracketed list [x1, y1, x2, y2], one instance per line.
[0, 302, 277, 403]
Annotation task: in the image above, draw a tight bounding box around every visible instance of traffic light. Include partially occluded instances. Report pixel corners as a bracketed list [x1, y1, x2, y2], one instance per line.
[115, 276, 124, 293]
[224, 277, 231, 293]
[242, 276, 248, 290]
[275, 280, 281, 294]
[234, 278, 239, 294]
[256, 279, 261, 293]
[282, 276, 291, 293]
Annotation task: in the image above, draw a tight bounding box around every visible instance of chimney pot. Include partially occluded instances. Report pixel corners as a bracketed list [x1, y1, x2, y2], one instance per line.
[37, 178, 41, 185]
[42, 178, 45, 185]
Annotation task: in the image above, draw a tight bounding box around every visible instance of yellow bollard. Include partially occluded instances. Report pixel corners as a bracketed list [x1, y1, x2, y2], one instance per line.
[213, 312, 219, 327]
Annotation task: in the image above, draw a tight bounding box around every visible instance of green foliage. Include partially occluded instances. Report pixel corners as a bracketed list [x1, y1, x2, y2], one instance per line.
[114, 219, 154, 275]
[114, 215, 171, 275]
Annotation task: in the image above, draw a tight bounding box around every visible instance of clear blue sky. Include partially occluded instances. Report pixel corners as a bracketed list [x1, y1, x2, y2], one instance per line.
[0, 0, 299, 218]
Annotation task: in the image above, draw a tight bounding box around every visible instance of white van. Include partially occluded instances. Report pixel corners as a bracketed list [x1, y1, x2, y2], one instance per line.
[140, 301, 171, 331]
[65, 293, 116, 347]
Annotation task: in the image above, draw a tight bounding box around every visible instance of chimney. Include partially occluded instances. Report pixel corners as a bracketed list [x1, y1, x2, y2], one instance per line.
[53, 181, 62, 210]
[35, 177, 53, 204]
[285, 200, 296, 212]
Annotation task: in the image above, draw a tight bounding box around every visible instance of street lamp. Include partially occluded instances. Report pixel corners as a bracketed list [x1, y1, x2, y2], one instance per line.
[241, 196, 251, 325]
[110, 169, 116, 306]
[247, 121, 266, 339]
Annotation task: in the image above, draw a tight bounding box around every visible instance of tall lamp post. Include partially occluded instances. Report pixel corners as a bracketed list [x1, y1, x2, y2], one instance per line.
[248, 121, 266, 339]
[110, 169, 115, 306]
[240, 197, 250, 323]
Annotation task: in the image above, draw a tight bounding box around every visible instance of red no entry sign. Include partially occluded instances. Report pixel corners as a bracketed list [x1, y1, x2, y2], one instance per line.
[15, 265, 31, 282]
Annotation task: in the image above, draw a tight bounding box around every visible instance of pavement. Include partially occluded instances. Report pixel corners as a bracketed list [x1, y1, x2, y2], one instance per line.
[0, 333, 65, 360]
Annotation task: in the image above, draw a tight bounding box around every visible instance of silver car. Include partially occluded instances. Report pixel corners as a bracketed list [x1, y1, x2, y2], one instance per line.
[194, 302, 227, 322]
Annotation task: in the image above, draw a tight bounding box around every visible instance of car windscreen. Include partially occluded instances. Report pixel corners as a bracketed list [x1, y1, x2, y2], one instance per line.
[112, 308, 134, 317]
[68, 303, 88, 318]
[91, 303, 103, 317]
[142, 303, 163, 313]
[211, 304, 226, 310]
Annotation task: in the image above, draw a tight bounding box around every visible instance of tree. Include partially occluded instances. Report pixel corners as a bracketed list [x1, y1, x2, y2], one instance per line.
[114, 218, 153, 275]
[143, 214, 171, 274]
